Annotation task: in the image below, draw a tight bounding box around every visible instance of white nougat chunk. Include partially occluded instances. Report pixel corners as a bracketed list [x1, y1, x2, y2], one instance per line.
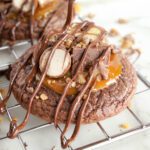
[12, 0, 32, 12]
[40, 48, 71, 78]
[83, 27, 101, 44]
[38, 0, 53, 7]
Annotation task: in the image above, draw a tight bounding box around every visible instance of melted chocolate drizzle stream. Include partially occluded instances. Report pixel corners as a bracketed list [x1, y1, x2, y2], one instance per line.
[63, 0, 74, 30]
[55, 29, 107, 148]
[0, 0, 75, 139]
[0, 0, 113, 148]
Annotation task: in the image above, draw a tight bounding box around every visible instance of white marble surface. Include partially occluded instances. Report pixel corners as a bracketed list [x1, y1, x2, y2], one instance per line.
[0, 0, 150, 150]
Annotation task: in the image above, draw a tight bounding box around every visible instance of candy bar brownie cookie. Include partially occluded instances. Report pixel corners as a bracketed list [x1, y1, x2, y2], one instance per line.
[0, 0, 73, 45]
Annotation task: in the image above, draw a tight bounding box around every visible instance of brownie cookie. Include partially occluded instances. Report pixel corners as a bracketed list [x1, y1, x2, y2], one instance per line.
[0, 19, 137, 148]
[11, 50, 136, 124]
[0, 0, 70, 45]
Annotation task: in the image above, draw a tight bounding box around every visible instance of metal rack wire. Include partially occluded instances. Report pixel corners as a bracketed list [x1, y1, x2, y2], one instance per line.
[0, 15, 150, 149]
[0, 40, 150, 150]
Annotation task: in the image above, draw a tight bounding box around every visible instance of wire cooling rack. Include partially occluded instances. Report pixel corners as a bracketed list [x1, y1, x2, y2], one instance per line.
[0, 39, 150, 150]
[0, 9, 150, 148]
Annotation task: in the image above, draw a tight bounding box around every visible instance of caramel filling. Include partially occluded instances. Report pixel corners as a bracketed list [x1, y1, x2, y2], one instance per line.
[34, 1, 59, 19]
[6, 1, 58, 20]
[43, 54, 122, 95]
[93, 53, 122, 90]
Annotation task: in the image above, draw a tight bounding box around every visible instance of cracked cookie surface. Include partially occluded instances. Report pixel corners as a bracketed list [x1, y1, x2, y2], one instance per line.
[10, 48, 137, 123]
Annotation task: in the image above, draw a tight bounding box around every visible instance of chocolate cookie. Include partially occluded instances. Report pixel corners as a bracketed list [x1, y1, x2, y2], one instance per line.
[11, 49, 136, 123]
[0, 19, 137, 148]
[0, 0, 69, 45]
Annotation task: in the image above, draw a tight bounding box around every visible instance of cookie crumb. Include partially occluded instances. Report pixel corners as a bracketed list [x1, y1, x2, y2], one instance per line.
[121, 34, 134, 49]
[86, 13, 95, 19]
[119, 123, 129, 129]
[0, 117, 3, 123]
[40, 93, 48, 101]
[51, 146, 55, 150]
[74, 3, 81, 13]
[66, 77, 71, 83]
[12, 117, 18, 122]
[65, 39, 72, 48]
[77, 74, 86, 84]
[125, 48, 141, 56]
[109, 28, 120, 37]
[0, 88, 7, 97]
[71, 82, 76, 87]
[36, 96, 39, 99]
[77, 42, 86, 48]
[128, 102, 132, 108]
[48, 80, 51, 84]
[117, 18, 128, 24]
[51, 80, 56, 84]
[36, 75, 40, 81]
[26, 87, 34, 94]
[83, 94, 87, 100]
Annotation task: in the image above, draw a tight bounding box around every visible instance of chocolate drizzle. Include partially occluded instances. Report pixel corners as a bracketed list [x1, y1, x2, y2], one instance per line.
[63, 0, 74, 30]
[0, 49, 32, 113]
[60, 47, 110, 148]
[0, 0, 116, 149]
[11, 21, 21, 41]
[55, 32, 108, 148]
